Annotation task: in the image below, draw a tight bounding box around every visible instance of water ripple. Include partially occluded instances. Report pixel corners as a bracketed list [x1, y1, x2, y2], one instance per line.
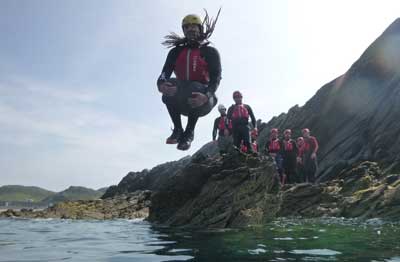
[1, 218, 400, 261]
[290, 249, 342, 256]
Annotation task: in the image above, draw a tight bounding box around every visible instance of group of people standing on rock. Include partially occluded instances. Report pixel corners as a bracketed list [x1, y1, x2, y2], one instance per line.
[212, 102, 319, 185]
[156, 11, 319, 184]
[265, 128, 319, 185]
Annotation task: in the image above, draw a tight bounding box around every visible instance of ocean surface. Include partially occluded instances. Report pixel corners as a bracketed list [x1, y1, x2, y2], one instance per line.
[1, 217, 400, 262]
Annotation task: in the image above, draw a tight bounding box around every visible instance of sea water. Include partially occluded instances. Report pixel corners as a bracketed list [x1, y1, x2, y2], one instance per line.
[1, 217, 400, 261]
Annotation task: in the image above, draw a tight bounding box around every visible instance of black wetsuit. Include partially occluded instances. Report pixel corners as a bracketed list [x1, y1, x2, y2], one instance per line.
[265, 138, 284, 175]
[227, 104, 256, 152]
[281, 139, 299, 183]
[157, 42, 221, 132]
[213, 115, 232, 154]
[303, 136, 319, 183]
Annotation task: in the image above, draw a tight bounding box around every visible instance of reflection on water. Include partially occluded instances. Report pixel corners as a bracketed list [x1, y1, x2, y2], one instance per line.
[0, 217, 399, 261]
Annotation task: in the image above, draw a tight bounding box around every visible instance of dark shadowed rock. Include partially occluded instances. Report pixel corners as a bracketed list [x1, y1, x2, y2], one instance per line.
[148, 152, 281, 227]
[101, 156, 191, 199]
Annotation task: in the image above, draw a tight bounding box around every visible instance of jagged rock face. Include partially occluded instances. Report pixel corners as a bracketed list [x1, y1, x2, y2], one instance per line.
[101, 156, 191, 199]
[275, 162, 400, 220]
[147, 152, 400, 227]
[148, 153, 281, 227]
[101, 142, 219, 199]
[258, 18, 400, 181]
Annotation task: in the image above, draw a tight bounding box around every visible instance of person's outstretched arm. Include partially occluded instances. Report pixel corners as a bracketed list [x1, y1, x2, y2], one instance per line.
[246, 105, 257, 128]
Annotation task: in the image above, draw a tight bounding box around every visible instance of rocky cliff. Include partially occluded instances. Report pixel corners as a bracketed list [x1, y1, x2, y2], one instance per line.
[258, 18, 400, 182]
[147, 153, 400, 227]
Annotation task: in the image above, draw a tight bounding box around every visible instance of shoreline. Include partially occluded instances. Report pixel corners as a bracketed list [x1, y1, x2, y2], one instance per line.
[0, 208, 45, 212]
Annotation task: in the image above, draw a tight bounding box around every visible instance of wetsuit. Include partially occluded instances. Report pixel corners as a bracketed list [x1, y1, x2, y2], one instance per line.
[296, 143, 306, 182]
[213, 115, 233, 154]
[227, 104, 256, 153]
[282, 139, 299, 183]
[157, 42, 222, 132]
[265, 138, 284, 176]
[303, 136, 319, 183]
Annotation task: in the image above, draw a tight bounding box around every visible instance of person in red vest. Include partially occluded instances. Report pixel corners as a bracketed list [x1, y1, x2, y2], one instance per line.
[157, 12, 222, 151]
[240, 128, 258, 153]
[281, 129, 298, 185]
[227, 91, 257, 155]
[296, 136, 306, 183]
[301, 128, 319, 183]
[250, 128, 259, 152]
[265, 128, 284, 185]
[212, 104, 233, 155]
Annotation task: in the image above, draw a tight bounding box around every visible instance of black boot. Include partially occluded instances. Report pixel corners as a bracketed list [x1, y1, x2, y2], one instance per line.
[166, 128, 183, 144]
[177, 130, 194, 151]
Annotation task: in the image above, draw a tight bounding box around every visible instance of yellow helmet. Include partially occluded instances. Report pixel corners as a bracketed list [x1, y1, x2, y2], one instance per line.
[182, 14, 202, 27]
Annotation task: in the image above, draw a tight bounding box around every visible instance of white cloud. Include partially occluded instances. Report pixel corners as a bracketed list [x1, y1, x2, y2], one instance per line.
[0, 76, 171, 190]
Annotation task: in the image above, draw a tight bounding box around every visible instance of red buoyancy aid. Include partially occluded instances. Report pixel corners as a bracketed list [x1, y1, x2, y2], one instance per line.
[174, 48, 210, 83]
[283, 140, 294, 152]
[298, 145, 305, 158]
[231, 104, 249, 120]
[252, 142, 258, 152]
[269, 139, 281, 153]
[304, 136, 318, 152]
[218, 116, 232, 131]
[241, 142, 257, 153]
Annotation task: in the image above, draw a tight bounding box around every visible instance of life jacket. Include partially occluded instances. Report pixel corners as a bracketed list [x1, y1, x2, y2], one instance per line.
[231, 104, 249, 120]
[298, 145, 305, 158]
[218, 116, 232, 131]
[174, 47, 210, 83]
[268, 139, 281, 153]
[252, 142, 258, 152]
[283, 139, 294, 152]
[241, 143, 258, 153]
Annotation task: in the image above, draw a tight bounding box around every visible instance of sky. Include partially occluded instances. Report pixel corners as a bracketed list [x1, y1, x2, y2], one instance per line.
[0, 0, 399, 191]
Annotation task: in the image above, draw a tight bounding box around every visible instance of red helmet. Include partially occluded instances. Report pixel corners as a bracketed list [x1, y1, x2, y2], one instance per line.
[233, 91, 242, 98]
[284, 129, 292, 135]
[270, 128, 278, 134]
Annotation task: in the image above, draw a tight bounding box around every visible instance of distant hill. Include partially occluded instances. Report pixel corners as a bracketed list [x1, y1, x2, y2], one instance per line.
[97, 187, 109, 194]
[41, 186, 103, 204]
[0, 185, 55, 202]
